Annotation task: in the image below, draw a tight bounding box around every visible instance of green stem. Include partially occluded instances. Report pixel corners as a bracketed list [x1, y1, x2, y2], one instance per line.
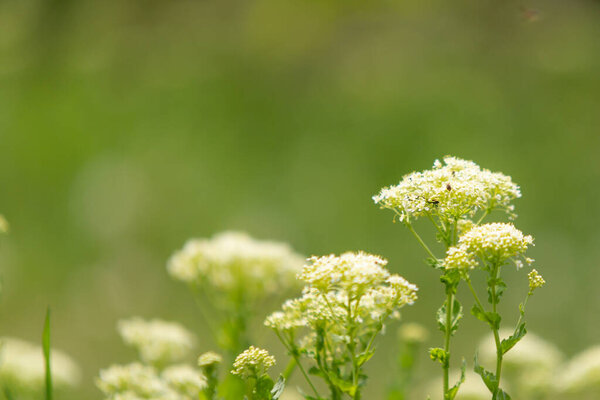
[275, 331, 321, 399]
[405, 223, 439, 261]
[442, 292, 453, 398]
[490, 265, 503, 390]
[282, 358, 297, 380]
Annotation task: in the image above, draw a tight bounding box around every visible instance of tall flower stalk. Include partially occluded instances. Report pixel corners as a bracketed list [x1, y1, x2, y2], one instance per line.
[373, 157, 521, 399]
[443, 223, 545, 398]
[264, 252, 418, 400]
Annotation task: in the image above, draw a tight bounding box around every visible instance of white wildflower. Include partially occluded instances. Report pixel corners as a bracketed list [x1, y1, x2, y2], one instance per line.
[398, 322, 429, 344]
[197, 352, 222, 368]
[298, 252, 389, 297]
[443, 223, 533, 269]
[373, 156, 520, 222]
[162, 364, 207, 398]
[96, 363, 172, 398]
[0, 337, 80, 391]
[528, 269, 545, 293]
[118, 318, 195, 366]
[167, 231, 304, 297]
[231, 346, 276, 378]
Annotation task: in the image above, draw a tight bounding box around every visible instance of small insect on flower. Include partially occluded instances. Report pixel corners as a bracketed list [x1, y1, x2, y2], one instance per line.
[231, 346, 276, 379]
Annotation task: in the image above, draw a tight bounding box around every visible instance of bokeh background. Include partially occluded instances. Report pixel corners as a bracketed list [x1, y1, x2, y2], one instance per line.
[1, 0, 599, 397]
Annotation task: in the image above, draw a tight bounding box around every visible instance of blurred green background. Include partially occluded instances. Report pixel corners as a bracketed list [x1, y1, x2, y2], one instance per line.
[1, 0, 599, 397]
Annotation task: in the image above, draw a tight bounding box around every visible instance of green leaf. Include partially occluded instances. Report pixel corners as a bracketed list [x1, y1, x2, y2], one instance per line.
[487, 278, 506, 304]
[445, 358, 466, 400]
[42, 308, 53, 400]
[473, 353, 498, 393]
[437, 298, 463, 335]
[356, 349, 375, 367]
[271, 375, 285, 400]
[327, 373, 356, 395]
[501, 323, 527, 355]
[470, 304, 501, 329]
[255, 375, 275, 400]
[493, 389, 512, 400]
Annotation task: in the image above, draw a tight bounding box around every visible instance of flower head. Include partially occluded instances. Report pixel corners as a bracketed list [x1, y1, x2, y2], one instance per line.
[117, 318, 195, 367]
[162, 364, 207, 398]
[443, 223, 533, 269]
[373, 156, 521, 222]
[96, 363, 171, 398]
[0, 337, 80, 391]
[528, 269, 545, 293]
[298, 252, 389, 297]
[231, 346, 276, 379]
[197, 352, 222, 368]
[167, 231, 304, 297]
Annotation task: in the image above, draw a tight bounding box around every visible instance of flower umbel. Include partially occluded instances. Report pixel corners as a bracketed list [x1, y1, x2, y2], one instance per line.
[443, 223, 533, 270]
[373, 156, 521, 223]
[231, 346, 276, 379]
[528, 269, 545, 294]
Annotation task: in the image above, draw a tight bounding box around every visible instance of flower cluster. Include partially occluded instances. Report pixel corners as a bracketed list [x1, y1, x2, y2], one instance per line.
[230, 346, 276, 379]
[118, 318, 196, 367]
[527, 269, 545, 293]
[266, 252, 417, 398]
[167, 231, 304, 297]
[197, 351, 222, 368]
[97, 362, 206, 400]
[298, 252, 390, 297]
[0, 337, 81, 392]
[373, 156, 520, 223]
[267, 253, 417, 335]
[443, 223, 533, 270]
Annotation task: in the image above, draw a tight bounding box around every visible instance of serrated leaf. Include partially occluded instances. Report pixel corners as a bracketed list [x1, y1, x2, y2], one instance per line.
[471, 304, 501, 329]
[501, 323, 527, 355]
[474, 353, 498, 393]
[437, 298, 463, 335]
[271, 375, 286, 400]
[327, 373, 355, 395]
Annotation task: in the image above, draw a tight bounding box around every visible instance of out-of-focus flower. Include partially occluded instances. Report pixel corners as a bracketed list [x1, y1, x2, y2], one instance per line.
[231, 346, 276, 378]
[373, 156, 520, 223]
[96, 363, 174, 399]
[197, 351, 222, 368]
[398, 322, 429, 344]
[0, 337, 80, 391]
[557, 345, 600, 394]
[117, 318, 195, 367]
[167, 231, 304, 298]
[0, 215, 9, 234]
[161, 364, 207, 398]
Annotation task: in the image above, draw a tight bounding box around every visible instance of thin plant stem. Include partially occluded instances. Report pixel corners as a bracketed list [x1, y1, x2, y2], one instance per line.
[282, 358, 297, 380]
[443, 291, 453, 397]
[490, 264, 503, 390]
[274, 331, 321, 399]
[405, 222, 438, 261]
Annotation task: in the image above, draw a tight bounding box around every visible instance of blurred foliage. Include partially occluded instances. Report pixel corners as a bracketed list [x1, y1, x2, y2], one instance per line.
[0, 0, 599, 398]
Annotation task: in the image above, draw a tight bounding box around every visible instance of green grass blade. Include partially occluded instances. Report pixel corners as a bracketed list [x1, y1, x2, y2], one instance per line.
[42, 307, 53, 400]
